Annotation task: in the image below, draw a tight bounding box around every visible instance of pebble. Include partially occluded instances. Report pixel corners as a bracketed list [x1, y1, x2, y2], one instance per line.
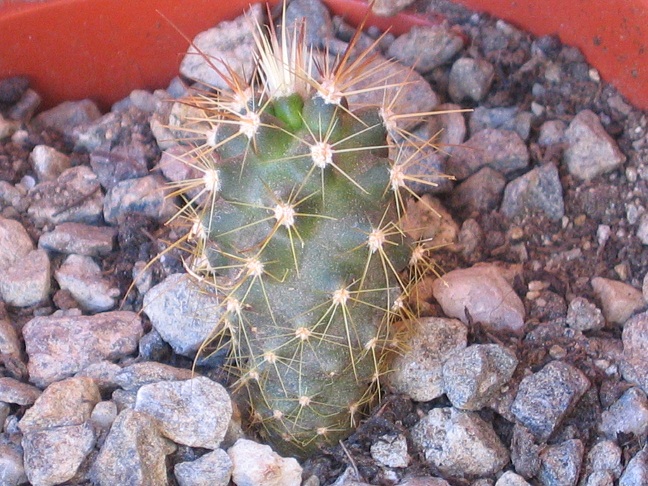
[511, 360, 590, 441]
[0, 248, 51, 307]
[591, 277, 645, 325]
[622, 311, 648, 393]
[0, 114, 20, 139]
[582, 440, 622, 481]
[389, 317, 468, 401]
[500, 162, 565, 222]
[387, 25, 464, 72]
[446, 128, 529, 180]
[174, 448, 233, 486]
[599, 387, 648, 440]
[411, 407, 509, 477]
[449, 166, 506, 217]
[228, 438, 302, 486]
[495, 471, 531, 485]
[284, 0, 334, 46]
[371, 0, 416, 16]
[29, 144, 71, 182]
[620, 447, 648, 485]
[0, 443, 28, 486]
[103, 174, 176, 224]
[448, 57, 495, 102]
[370, 433, 410, 468]
[143, 273, 222, 357]
[134, 377, 232, 449]
[75, 360, 122, 393]
[0, 216, 33, 270]
[90, 400, 118, 431]
[39, 222, 116, 256]
[33, 99, 101, 138]
[114, 361, 195, 390]
[179, 4, 262, 90]
[563, 110, 626, 180]
[538, 120, 567, 146]
[537, 439, 584, 486]
[91, 409, 176, 485]
[23, 311, 143, 387]
[442, 343, 518, 410]
[566, 297, 606, 332]
[55, 254, 120, 312]
[470, 106, 532, 141]
[636, 214, 648, 245]
[90, 143, 151, 190]
[0, 377, 41, 406]
[401, 195, 459, 248]
[0, 305, 21, 359]
[27, 165, 104, 226]
[8, 89, 41, 123]
[432, 264, 526, 335]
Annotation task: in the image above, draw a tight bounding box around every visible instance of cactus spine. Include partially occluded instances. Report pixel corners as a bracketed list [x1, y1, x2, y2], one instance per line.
[169, 4, 441, 456]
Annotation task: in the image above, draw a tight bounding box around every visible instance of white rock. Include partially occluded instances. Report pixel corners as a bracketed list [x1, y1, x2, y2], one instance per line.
[0, 443, 27, 486]
[55, 254, 119, 312]
[591, 277, 645, 325]
[228, 439, 302, 486]
[0, 216, 33, 270]
[495, 471, 531, 485]
[0, 248, 50, 307]
[30, 144, 71, 182]
[370, 434, 410, 468]
[174, 449, 233, 486]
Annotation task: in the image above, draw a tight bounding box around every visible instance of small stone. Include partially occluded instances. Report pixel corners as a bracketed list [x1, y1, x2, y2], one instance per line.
[90, 401, 118, 431]
[442, 344, 518, 410]
[0, 306, 21, 359]
[103, 174, 176, 224]
[599, 387, 648, 440]
[591, 277, 645, 325]
[23, 311, 143, 387]
[115, 362, 195, 390]
[371, 0, 416, 16]
[370, 434, 410, 468]
[563, 110, 626, 180]
[622, 311, 648, 393]
[501, 163, 565, 222]
[0, 114, 20, 139]
[137, 328, 171, 361]
[637, 214, 648, 245]
[0, 216, 33, 270]
[389, 317, 468, 401]
[75, 360, 122, 393]
[30, 145, 71, 182]
[55, 254, 120, 312]
[447, 128, 529, 180]
[90, 143, 151, 190]
[180, 5, 262, 90]
[411, 407, 509, 477]
[91, 409, 176, 486]
[0, 248, 51, 307]
[174, 449, 233, 486]
[537, 439, 584, 486]
[511, 424, 542, 478]
[620, 447, 648, 486]
[450, 167, 506, 217]
[143, 273, 222, 357]
[566, 297, 605, 331]
[284, 0, 334, 46]
[495, 471, 531, 485]
[228, 438, 302, 486]
[432, 264, 526, 335]
[401, 195, 458, 249]
[387, 25, 463, 72]
[8, 89, 41, 123]
[0, 377, 41, 405]
[33, 99, 101, 137]
[470, 107, 532, 141]
[39, 222, 116, 256]
[134, 377, 232, 449]
[511, 360, 590, 441]
[582, 440, 622, 480]
[0, 443, 27, 486]
[448, 58, 495, 102]
[0, 76, 29, 104]
[538, 120, 567, 146]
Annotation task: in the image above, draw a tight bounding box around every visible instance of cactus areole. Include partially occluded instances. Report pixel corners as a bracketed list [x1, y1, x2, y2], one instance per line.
[170, 3, 443, 456]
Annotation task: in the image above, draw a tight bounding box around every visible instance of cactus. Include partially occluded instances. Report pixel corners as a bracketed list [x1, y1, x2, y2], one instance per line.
[167, 4, 443, 456]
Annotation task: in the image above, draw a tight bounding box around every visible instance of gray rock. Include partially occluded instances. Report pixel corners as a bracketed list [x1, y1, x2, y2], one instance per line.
[39, 222, 116, 256]
[103, 174, 176, 224]
[432, 264, 526, 335]
[447, 128, 529, 180]
[143, 273, 222, 357]
[30, 145, 71, 182]
[411, 407, 509, 477]
[0, 306, 21, 359]
[537, 439, 584, 486]
[90, 401, 118, 431]
[0, 115, 20, 139]
[0, 248, 51, 307]
[450, 167, 506, 217]
[442, 343, 518, 410]
[470, 106, 532, 141]
[90, 143, 151, 190]
[174, 448, 233, 486]
[0, 443, 27, 486]
[622, 312, 648, 393]
[0, 181, 24, 210]
[55, 254, 120, 312]
[8, 89, 41, 123]
[22, 424, 95, 486]
[584, 470, 615, 486]
[387, 25, 463, 72]
[566, 297, 605, 332]
[134, 377, 232, 449]
[582, 440, 622, 481]
[563, 110, 626, 180]
[33, 99, 101, 137]
[389, 317, 468, 402]
[511, 423, 542, 478]
[600, 387, 648, 440]
[637, 214, 648, 245]
[91, 409, 175, 486]
[228, 438, 302, 486]
[28, 165, 104, 226]
[371, 0, 416, 16]
[620, 447, 648, 486]
[511, 360, 590, 441]
[0, 216, 33, 270]
[115, 362, 195, 390]
[500, 163, 565, 222]
[538, 120, 567, 146]
[75, 360, 122, 393]
[591, 277, 644, 325]
[23, 311, 143, 387]
[495, 471, 531, 485]
[448, 58, 495, 102]
[0, 377, 41, 405]
[180, 4, 262, 90]
[370, 434, 410, 468]
[284, 0, 334, 47]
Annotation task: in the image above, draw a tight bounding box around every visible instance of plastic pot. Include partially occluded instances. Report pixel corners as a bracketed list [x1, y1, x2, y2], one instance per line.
[0, 0, 646, 111]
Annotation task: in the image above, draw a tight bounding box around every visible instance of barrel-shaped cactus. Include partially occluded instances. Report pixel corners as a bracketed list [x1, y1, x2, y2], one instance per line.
[169, 5, 441, 456]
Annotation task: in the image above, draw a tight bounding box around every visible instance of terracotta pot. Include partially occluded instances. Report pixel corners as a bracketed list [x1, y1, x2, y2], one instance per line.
[0, 0, 646, 111]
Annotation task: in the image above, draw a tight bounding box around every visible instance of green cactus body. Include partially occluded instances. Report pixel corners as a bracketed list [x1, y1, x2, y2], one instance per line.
[171, 6, 440, 456]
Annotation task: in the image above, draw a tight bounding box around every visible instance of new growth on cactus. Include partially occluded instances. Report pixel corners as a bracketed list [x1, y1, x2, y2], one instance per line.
[166, 2, 446, 456]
